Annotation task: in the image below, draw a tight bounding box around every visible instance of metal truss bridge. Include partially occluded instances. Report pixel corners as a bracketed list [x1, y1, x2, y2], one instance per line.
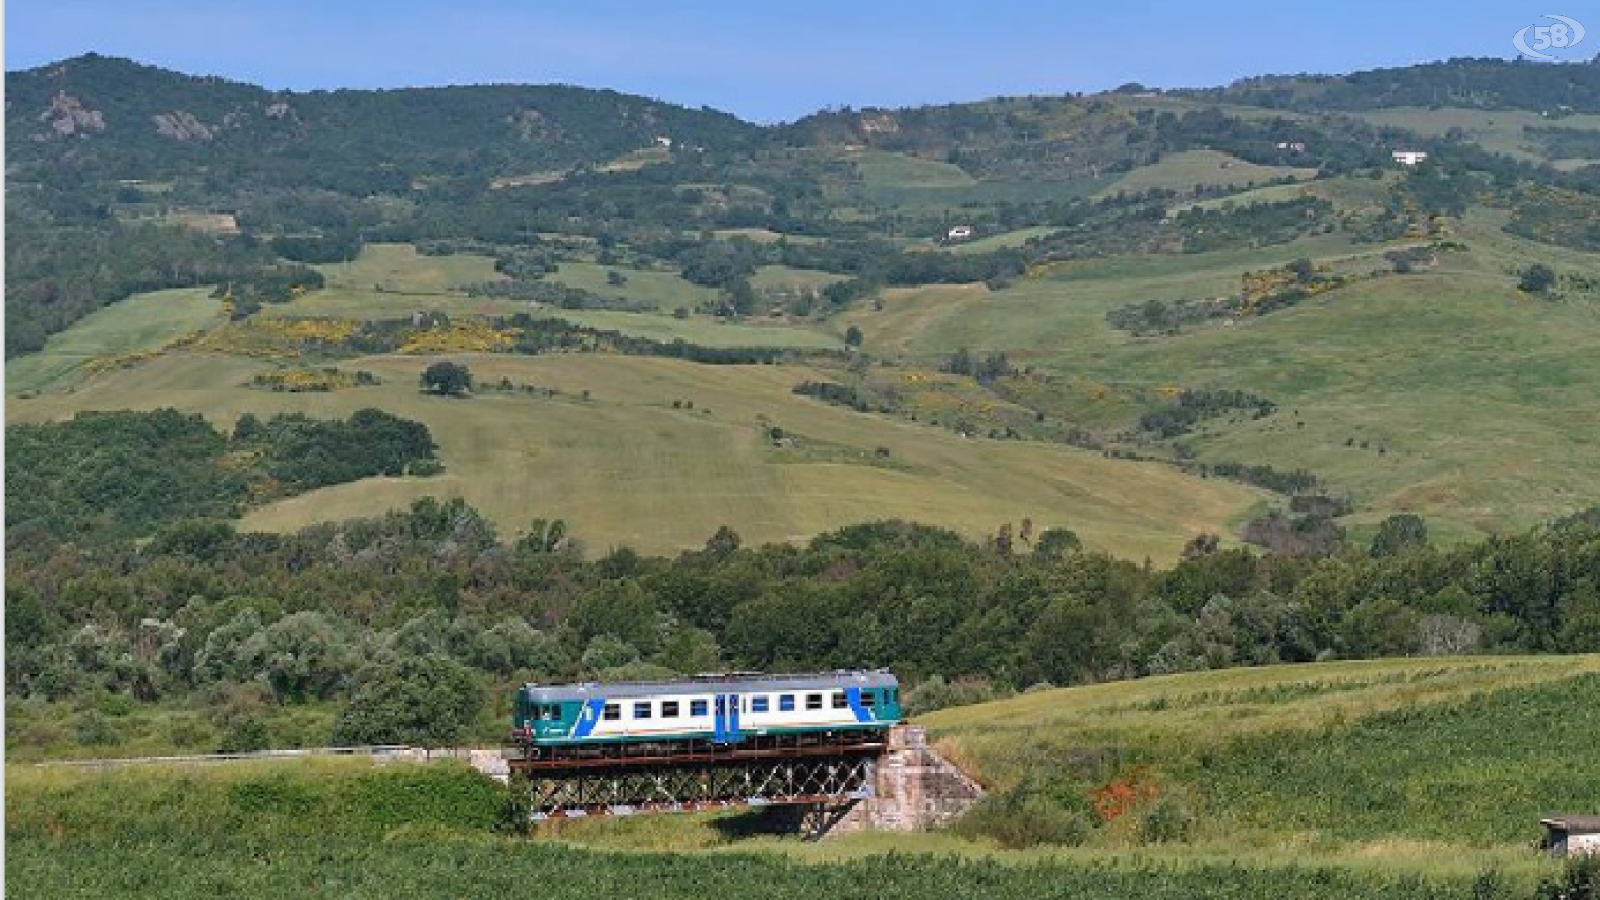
[505, 740, 884, 835]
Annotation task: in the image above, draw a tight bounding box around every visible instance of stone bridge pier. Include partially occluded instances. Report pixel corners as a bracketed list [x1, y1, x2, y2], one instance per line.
[826, 724, 984, 836]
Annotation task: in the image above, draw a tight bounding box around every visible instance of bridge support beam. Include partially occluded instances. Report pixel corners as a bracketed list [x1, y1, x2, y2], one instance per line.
[512, 754, 876, 820]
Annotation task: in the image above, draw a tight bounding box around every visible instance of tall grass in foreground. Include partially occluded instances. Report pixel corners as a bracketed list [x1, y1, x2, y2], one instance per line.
[7, 754, 1588, 899]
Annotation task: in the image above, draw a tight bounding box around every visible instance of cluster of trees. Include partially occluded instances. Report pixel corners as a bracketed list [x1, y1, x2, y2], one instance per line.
[1191, 57, 1600, 116]
[792, 380, 884, 413]
[1175, 197, 1335, 253]
[5, 408, 438, 540]
[269, 231, 364, 264]
[1107, 296, 1233, 336]
[4, 217, 276, 356]
[1526, 124, 1600, 162]
[1138, 389, 1276, 439]
[217, 264, 325, 317]
[1194, 461, 1321, 495]
[7, 494, 1598, 749]
[1145, 107, 1395, 173]
[233, 408, 439, 490]
[942, 348, 1014, 380]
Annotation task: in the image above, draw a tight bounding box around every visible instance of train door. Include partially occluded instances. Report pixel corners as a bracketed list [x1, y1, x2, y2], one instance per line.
[713, 693, 741, 743]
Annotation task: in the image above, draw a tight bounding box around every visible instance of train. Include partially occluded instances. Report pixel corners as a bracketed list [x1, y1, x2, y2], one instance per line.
[505, 670, 901, 761]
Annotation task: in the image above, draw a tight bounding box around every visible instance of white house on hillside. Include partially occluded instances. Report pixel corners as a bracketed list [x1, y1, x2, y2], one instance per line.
[946, 225, 974, 241]
[1392, 150, 1429, 166]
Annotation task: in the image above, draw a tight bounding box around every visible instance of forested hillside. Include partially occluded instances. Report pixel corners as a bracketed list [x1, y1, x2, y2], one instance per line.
[1182, 56, 1600, 113]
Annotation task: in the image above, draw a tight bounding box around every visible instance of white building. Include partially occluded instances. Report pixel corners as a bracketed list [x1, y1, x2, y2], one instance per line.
[1543, 817, 1600, 857]
[946, 225, 974, 241]
[1392, 150, 1429, 166]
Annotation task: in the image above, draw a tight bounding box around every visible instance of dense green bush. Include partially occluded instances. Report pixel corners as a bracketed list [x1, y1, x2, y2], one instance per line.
[5, 408, 437, 540]
[331, 654, 484, 746]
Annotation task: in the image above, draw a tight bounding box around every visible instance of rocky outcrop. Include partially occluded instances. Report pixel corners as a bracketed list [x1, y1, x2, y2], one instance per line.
[38, 91, 105, 137]
[153, 110, 213, 142]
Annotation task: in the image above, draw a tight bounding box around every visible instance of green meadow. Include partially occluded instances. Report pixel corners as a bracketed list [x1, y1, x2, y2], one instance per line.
[5, 287, 222, 394]
[11, 658, 1594, 898]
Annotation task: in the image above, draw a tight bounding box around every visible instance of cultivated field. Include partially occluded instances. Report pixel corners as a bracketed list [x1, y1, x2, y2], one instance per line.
[5, 351, 1263, 559]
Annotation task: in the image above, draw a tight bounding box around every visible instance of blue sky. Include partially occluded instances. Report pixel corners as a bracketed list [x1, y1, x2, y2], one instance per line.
[4, 1, 1579, 122]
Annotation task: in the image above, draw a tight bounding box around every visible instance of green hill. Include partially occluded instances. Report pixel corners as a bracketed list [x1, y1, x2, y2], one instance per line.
[4, 53, 760, 186]
[918, 656, 1600, 879]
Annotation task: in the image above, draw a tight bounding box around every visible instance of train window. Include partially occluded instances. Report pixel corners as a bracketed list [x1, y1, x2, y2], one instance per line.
[602, 703, 621, 721]
[860, 692, 876, 709]
[832, 691, 848, 709]
[806, 693, 824, 711]
[691, 699, 708, 717]
[779, 694, 795, 712]
[542, 704, 559, 720]
[751, 696, 769, 713]
[662, 701, 680, 718]
[634, 702, 652, 719]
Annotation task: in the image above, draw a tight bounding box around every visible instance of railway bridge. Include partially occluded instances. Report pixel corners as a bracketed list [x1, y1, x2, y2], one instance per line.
[499, 725, 982, 838]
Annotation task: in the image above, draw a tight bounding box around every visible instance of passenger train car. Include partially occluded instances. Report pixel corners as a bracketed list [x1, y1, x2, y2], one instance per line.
[506, 670, 901, 760]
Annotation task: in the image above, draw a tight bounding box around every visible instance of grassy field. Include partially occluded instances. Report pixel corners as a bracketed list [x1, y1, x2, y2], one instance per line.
[712, 228, 825, 245]
[547, 261, 722, 311]
[1096, 149, 1318, 198]
[321, 242, 504, 293]
[947, 225, 1061, 254]
[5, 287, 222, 394]
[838, 148, 1110, 210]
[848, 149, 976, 188]
[11, 657, 1594, 897]
[922, 656, 1600, 869]
[543, 309, 842, 348]
[6, 759, 1494, 900]
[257, 242, 516, 319]
[750, 264, 847, 293]
[845, 216, 1600, 538]
[5, 351, 1262, 559]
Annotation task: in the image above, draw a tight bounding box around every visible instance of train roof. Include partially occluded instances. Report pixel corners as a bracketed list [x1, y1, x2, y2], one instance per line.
[518, 670, 898, 701]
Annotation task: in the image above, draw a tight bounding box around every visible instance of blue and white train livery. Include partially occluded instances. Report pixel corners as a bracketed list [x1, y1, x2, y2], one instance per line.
[507, 670, 901, 759]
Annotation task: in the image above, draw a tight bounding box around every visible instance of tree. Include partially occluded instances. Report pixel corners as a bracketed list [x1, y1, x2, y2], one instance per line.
[994, 523, 1014, 556]
[330, 654, 482, 746]
[704, 525, 742, 557]
[241, 611, 358, 702]
[1370, 513, 1428, 557]
[1519, 263, 1557, 293]
[1034, 528, 1082, 560]
[1181, 532, 1222, 560]
[844, 325, 864, 348]
[420, 361, 472, 396]
[518, 518, 567, 555]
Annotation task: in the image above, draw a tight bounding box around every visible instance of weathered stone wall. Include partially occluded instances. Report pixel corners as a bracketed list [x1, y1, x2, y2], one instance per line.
[831, 725, 984, 834]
